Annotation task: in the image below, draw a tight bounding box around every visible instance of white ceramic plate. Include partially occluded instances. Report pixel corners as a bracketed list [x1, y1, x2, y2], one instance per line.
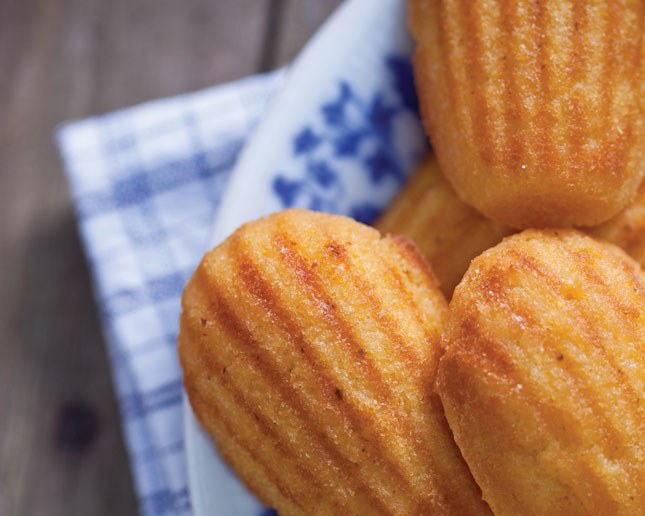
[184, 0, 427, 513]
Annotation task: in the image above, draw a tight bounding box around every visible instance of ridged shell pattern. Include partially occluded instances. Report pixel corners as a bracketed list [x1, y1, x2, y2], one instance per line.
[179, 209, 491, 515]
[437, 230, 645, 516]
[410, 0, 645, 228]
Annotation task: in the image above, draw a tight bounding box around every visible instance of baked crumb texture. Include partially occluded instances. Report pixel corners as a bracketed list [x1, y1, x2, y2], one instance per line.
[438, 230, 645, 516]
[410, 0, 645, 228]
[179, 209, 492, 515]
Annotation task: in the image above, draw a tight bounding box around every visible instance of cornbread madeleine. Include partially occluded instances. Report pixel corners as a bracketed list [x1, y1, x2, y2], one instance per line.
[179, 209, 490, 515]
[375, 154, 512, 297]
[410, 0, 645, 228]
[437, 230, 645, 516]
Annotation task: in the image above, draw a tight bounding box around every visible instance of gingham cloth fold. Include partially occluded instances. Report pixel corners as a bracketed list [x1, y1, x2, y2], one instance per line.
[56, 69, 286, 516]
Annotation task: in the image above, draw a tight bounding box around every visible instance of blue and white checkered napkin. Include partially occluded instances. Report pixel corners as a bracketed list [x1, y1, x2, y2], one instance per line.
[56, 70, 286, 516]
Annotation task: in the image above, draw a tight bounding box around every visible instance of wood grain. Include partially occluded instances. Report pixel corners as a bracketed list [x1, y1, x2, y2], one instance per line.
[0, 0, 338, 514]
[270, 0, 343, 67]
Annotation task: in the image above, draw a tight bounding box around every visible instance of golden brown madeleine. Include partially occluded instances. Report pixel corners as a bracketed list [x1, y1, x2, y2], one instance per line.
[375, 154, 512, 297]
[590, 179, 645, 268]
[179, 209, 490, 515]
[410, 0, 645, 228]
[437, 230, 645, 516]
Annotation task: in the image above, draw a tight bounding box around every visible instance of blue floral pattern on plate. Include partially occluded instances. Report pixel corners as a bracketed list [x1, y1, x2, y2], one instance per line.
[272, 56, 424, 224]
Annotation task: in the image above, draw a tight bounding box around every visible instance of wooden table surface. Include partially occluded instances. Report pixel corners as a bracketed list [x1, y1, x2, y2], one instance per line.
[0, 1, 341, 514]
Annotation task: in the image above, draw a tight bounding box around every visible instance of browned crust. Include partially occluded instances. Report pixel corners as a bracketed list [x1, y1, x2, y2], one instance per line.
[410, 0, 645, 228]
[179, 209, 491, 515]
[437, 229, 645, 515]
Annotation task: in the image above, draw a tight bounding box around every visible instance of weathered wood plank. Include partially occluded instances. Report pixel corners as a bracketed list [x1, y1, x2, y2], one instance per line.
[0, 0, 339, 516]
[270, 0, 343, 67]
[0, 1, 271, 515]
[0, 0, 340, 513]
[89, 0, 271, 112]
